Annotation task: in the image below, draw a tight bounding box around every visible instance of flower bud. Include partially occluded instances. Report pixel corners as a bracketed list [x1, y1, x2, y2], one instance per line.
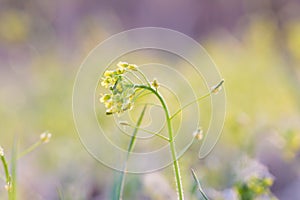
[104, 70, 114, 77]
[117, 61, 129, 68]
[0, 146, 4, 157]
[116, 67, 125, 75]
[193, 128, 204, 140]
[40, 132, 52, 144]
[119, 121, 130, 126]
[152, 79, 159, 89]
[211, 79, 224, 94]
[127, 64, 138, 71]
[100, 94, 111, 103]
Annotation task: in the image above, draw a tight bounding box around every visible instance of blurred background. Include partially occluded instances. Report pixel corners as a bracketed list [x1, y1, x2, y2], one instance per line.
[1, 0, 300, 199]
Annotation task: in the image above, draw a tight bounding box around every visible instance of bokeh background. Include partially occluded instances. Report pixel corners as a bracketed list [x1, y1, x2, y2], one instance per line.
[1, 0, 300, 199]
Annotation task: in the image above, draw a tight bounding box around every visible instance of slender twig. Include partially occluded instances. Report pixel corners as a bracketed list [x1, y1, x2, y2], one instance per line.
[57, 186, 65, 200]
[119, 105, 147, 200]
[0, 154, 11, 189]
[10, 137, 18, 200]
[170, 79, 224, 120]
[170, 93, 210, 120]
[18, 141, 42, 159]
[135, 84, 184, 200]
[122, 123, 170, 141]
[191, 168, 209, 200]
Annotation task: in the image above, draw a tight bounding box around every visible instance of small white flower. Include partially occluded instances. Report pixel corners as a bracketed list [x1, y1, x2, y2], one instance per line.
[4, 181, 12, 191]
[193, 128, 204, 140]
[0, 146, 4, 157]
[40, 132, 52, 144]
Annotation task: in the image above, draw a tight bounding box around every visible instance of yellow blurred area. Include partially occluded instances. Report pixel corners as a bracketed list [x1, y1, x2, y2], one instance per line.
[0, 10, 30, 43]
[286, 21, 300, 62]
[206, 16, 299, 118]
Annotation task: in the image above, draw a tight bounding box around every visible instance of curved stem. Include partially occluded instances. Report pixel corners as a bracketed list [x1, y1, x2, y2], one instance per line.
[135, 84, 184, 200]
[1, 152, 12, 199]
[1, 155, 10, 185]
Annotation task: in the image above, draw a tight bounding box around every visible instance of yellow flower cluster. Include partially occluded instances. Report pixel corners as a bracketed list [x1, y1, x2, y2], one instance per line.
[100, 62, 138, 115]
[101, 61, 137, 89]
[246, 176, 273, 195]
[236, 176, 274, 199]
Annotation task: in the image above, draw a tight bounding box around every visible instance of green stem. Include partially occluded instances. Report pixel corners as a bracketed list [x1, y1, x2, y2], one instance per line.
[135, 85, 184, 200]
[10, 137, 18, 200]
[191, 169, 209, 200]
[57, 186, 65, 200]
[126, 105, 147, 154]
[124, 123, 170, 141]
[1, 153, 12, 199]
[119, 105, 147, 200]
[18, 140, 42, 159]
[1, 155, 11, 185]
[170, 79, 224, 120]
[170, 93, 210, 120]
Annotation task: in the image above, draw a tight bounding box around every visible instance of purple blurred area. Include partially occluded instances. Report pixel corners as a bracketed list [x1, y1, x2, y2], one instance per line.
[0, 0, 299, 63]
